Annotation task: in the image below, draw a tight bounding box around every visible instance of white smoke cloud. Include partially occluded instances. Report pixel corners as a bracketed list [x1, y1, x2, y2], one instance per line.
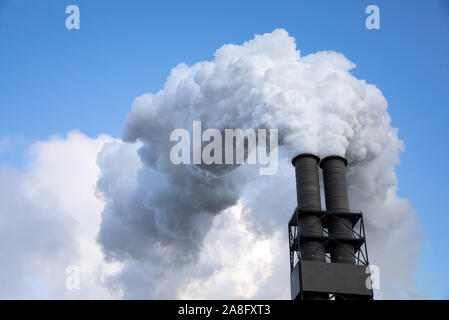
[0, 131, 287, 299]
[0, 131, 119, 299]
[95, 29, 422, 298]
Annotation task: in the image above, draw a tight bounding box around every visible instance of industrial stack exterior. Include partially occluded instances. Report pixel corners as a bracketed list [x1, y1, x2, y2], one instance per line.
[289, 153, 374, 300]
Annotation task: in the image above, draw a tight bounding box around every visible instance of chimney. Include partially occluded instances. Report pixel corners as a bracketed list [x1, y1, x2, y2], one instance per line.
[320, 156, 355, 265]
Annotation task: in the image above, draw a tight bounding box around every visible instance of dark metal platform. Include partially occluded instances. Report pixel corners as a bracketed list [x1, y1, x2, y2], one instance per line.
[288, 208, 374, 300]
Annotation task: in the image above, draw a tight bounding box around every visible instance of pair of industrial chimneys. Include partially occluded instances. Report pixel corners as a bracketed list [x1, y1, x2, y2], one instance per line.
[293, 154, 354, 264]
[290, 153, 373, 300]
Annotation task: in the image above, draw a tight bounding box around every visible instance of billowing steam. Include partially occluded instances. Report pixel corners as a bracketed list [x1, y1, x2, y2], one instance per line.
[96, 29, 420, 298]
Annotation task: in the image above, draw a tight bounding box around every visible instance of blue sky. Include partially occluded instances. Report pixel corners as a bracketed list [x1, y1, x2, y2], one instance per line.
[0, 0, 448, 298]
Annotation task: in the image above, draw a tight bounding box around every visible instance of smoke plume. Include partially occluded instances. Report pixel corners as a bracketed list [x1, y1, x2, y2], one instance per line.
[96, 29, 421, 298]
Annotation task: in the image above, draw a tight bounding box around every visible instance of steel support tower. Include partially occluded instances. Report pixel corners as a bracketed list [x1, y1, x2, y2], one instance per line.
[289, 154, 373, 300]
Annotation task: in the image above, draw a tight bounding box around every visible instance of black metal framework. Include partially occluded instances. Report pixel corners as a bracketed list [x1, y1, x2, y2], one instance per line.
[288, 208, 373, 300]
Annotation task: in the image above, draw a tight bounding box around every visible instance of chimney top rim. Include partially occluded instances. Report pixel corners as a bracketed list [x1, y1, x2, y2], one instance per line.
[291, 153, 320, 166]
[319, 155, 348, 168]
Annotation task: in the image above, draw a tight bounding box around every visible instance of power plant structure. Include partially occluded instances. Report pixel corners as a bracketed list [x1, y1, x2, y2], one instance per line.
[288, 154, 374, 300]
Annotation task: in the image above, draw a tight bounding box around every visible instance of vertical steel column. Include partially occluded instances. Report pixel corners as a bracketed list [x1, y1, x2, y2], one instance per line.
[292, 153, 327, 300]
[320, 156, 355, 264]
